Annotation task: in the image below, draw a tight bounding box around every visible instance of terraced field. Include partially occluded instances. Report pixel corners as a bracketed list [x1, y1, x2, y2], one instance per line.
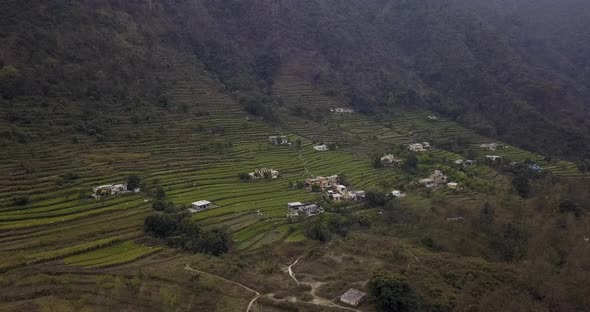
[1, 56, 586, 311]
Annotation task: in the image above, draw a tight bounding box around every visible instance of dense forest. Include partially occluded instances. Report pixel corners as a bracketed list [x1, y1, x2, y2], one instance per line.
[1, 0, 589, 159]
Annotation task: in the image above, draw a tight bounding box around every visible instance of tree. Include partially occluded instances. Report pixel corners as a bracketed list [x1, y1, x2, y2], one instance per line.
[0, 66, 20, 99]
[479, 202, 495, 225]
[304, 216, 332, 242]
[365, 191, 389, 207]
[295, 138, 302, 149]
[558, 200, 584, 219]
[404, 154, 419, 171]
[238, 172, 250, 181]
[199, 228, 232, 256]
[154, 186, 166, 200]
[512, 176, 531, 198]
[127, 175, 140, 190]
[372, 155, 383, 168]
[144, 213, 178, 237]
[368, 272, 420, 312]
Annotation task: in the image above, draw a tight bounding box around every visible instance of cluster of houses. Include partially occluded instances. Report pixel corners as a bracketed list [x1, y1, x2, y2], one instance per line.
[381, 154, 403, 166]
[408, 142, 431, 152]
[327, 185, 366, 202]
[91, 183, 139, 199]
[302, 175, 365, 202]
[269, 135, 290, 146]
[249, 168, 279, 180]
[304, 175, 340, 190]
[418, 170, 459, 190]
[330, 107, 354, 113]
[287, 202, 324, 217]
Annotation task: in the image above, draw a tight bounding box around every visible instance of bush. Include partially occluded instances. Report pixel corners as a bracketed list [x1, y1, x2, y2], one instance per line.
[127, 175, 140, 190]
[12, 196, 30, 206]
[368, 272, 421, 312]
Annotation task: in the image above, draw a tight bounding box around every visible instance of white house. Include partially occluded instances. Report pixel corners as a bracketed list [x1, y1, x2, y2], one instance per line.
[391, 190, 406, 198]
[249, 168, 280, 180]
[269, 135, 289, 145]
[426, 115, 438, 121]
[447, 182, 459, 189]
[336, 185, 348, 195]
[381, 154, 403, 166]
[340, 289, 366, 307]
[330, 193, 344, 202]
[480, 143, 499, 151]
[313, 144, 329, 152]
[287, 202, 304, 210]
[92, 183, 128, 199]
[408, 142, 430, 152]
[189, 200, 214, 213]
[486, 155, 502, 161]
[331, 107, 354, 113]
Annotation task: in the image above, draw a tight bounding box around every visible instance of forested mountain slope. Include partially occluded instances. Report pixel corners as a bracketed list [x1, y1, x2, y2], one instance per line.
[1, 0, 588, 157]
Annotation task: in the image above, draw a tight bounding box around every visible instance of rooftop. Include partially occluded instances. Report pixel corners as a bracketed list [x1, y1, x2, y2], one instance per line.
[192, 200, 212, 206]
[341, 288, 366, 302]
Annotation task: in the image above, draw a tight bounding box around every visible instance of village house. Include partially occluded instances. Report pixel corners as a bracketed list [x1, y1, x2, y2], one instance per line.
[408, 142, 430, 152]
[269, 135, 289, 145]
[390, 190, 407, 198]
[447, 182, 459, 189]
[327, 187, 364, 202]
[480, 143, 505, 151]
[287, 202, 323, 217]
[419, 178, 435, 188]
[249, 168, 279, 180]
[331, 107, 354, 113]
[486, 155, 502, 161]
[313, 144, 329, 152]
[93, 183, 127, 195]
[188, 200, 215, 213]
[329, 193, 344, 202]
[305, 175, 339, 191]
[381, 154, 403, 166]
[426, 115, 438, 121]
[431, 170, 448, 184]
[446, 216, 464, 222]
[340, 289, 366, 307]
[529, 164, 543, 172]
[91, 183, 137, 199]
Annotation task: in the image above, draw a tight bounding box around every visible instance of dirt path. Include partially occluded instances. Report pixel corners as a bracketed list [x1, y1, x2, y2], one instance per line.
[184, 264, 259, 312]
[286, 257, 362, 312]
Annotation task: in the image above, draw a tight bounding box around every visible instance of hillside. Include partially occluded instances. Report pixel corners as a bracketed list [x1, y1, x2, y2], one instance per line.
[1, 1, 590, 312]
[2, 1, 590, 159]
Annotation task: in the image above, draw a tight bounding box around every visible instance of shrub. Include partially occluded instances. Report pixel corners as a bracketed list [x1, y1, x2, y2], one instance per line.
[12, 196, 30, 206]
[368, 272, 421, 312]
[127, 175, 140, 190]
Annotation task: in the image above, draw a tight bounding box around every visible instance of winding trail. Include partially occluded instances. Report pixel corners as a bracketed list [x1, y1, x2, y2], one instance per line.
[286, 257, 362, 312]
[184, 264, 260, 312]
